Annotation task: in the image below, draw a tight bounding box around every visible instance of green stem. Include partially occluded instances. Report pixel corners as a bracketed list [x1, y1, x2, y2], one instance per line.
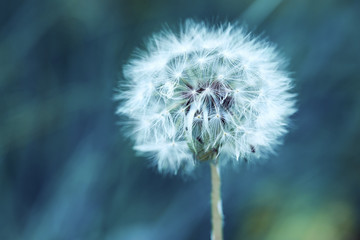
[210, 161, 223, 240]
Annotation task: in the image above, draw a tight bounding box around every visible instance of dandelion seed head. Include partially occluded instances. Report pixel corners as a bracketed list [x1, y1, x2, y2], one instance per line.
[117, 20, 296, 174]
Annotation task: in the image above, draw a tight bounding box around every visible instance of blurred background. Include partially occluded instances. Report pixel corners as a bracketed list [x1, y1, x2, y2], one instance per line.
[1, 0, 359, 239]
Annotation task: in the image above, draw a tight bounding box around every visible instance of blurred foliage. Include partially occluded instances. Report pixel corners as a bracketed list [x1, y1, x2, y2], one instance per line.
[0, 0, 359, 239]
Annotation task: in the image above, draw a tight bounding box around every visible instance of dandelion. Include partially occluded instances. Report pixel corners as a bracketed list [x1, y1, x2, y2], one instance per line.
[116, 20, 296, 240]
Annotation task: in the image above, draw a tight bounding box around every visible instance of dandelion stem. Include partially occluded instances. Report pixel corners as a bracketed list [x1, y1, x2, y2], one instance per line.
[210, 161, 223, 240]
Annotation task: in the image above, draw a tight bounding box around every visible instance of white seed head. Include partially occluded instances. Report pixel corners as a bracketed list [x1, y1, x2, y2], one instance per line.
[116, 20, 296, 174]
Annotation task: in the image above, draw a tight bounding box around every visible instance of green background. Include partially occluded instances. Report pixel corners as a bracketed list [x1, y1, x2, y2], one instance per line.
[0, 0, 359, 239]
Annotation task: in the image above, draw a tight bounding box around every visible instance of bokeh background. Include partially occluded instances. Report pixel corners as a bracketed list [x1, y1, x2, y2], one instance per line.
[1, 0, 359, 239]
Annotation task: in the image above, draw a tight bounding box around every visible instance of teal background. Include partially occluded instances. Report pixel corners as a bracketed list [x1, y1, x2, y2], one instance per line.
[0, 0, 359, 239]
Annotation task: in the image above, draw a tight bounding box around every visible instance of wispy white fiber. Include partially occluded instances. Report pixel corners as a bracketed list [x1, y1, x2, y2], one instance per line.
[116, 20, 296, 174]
